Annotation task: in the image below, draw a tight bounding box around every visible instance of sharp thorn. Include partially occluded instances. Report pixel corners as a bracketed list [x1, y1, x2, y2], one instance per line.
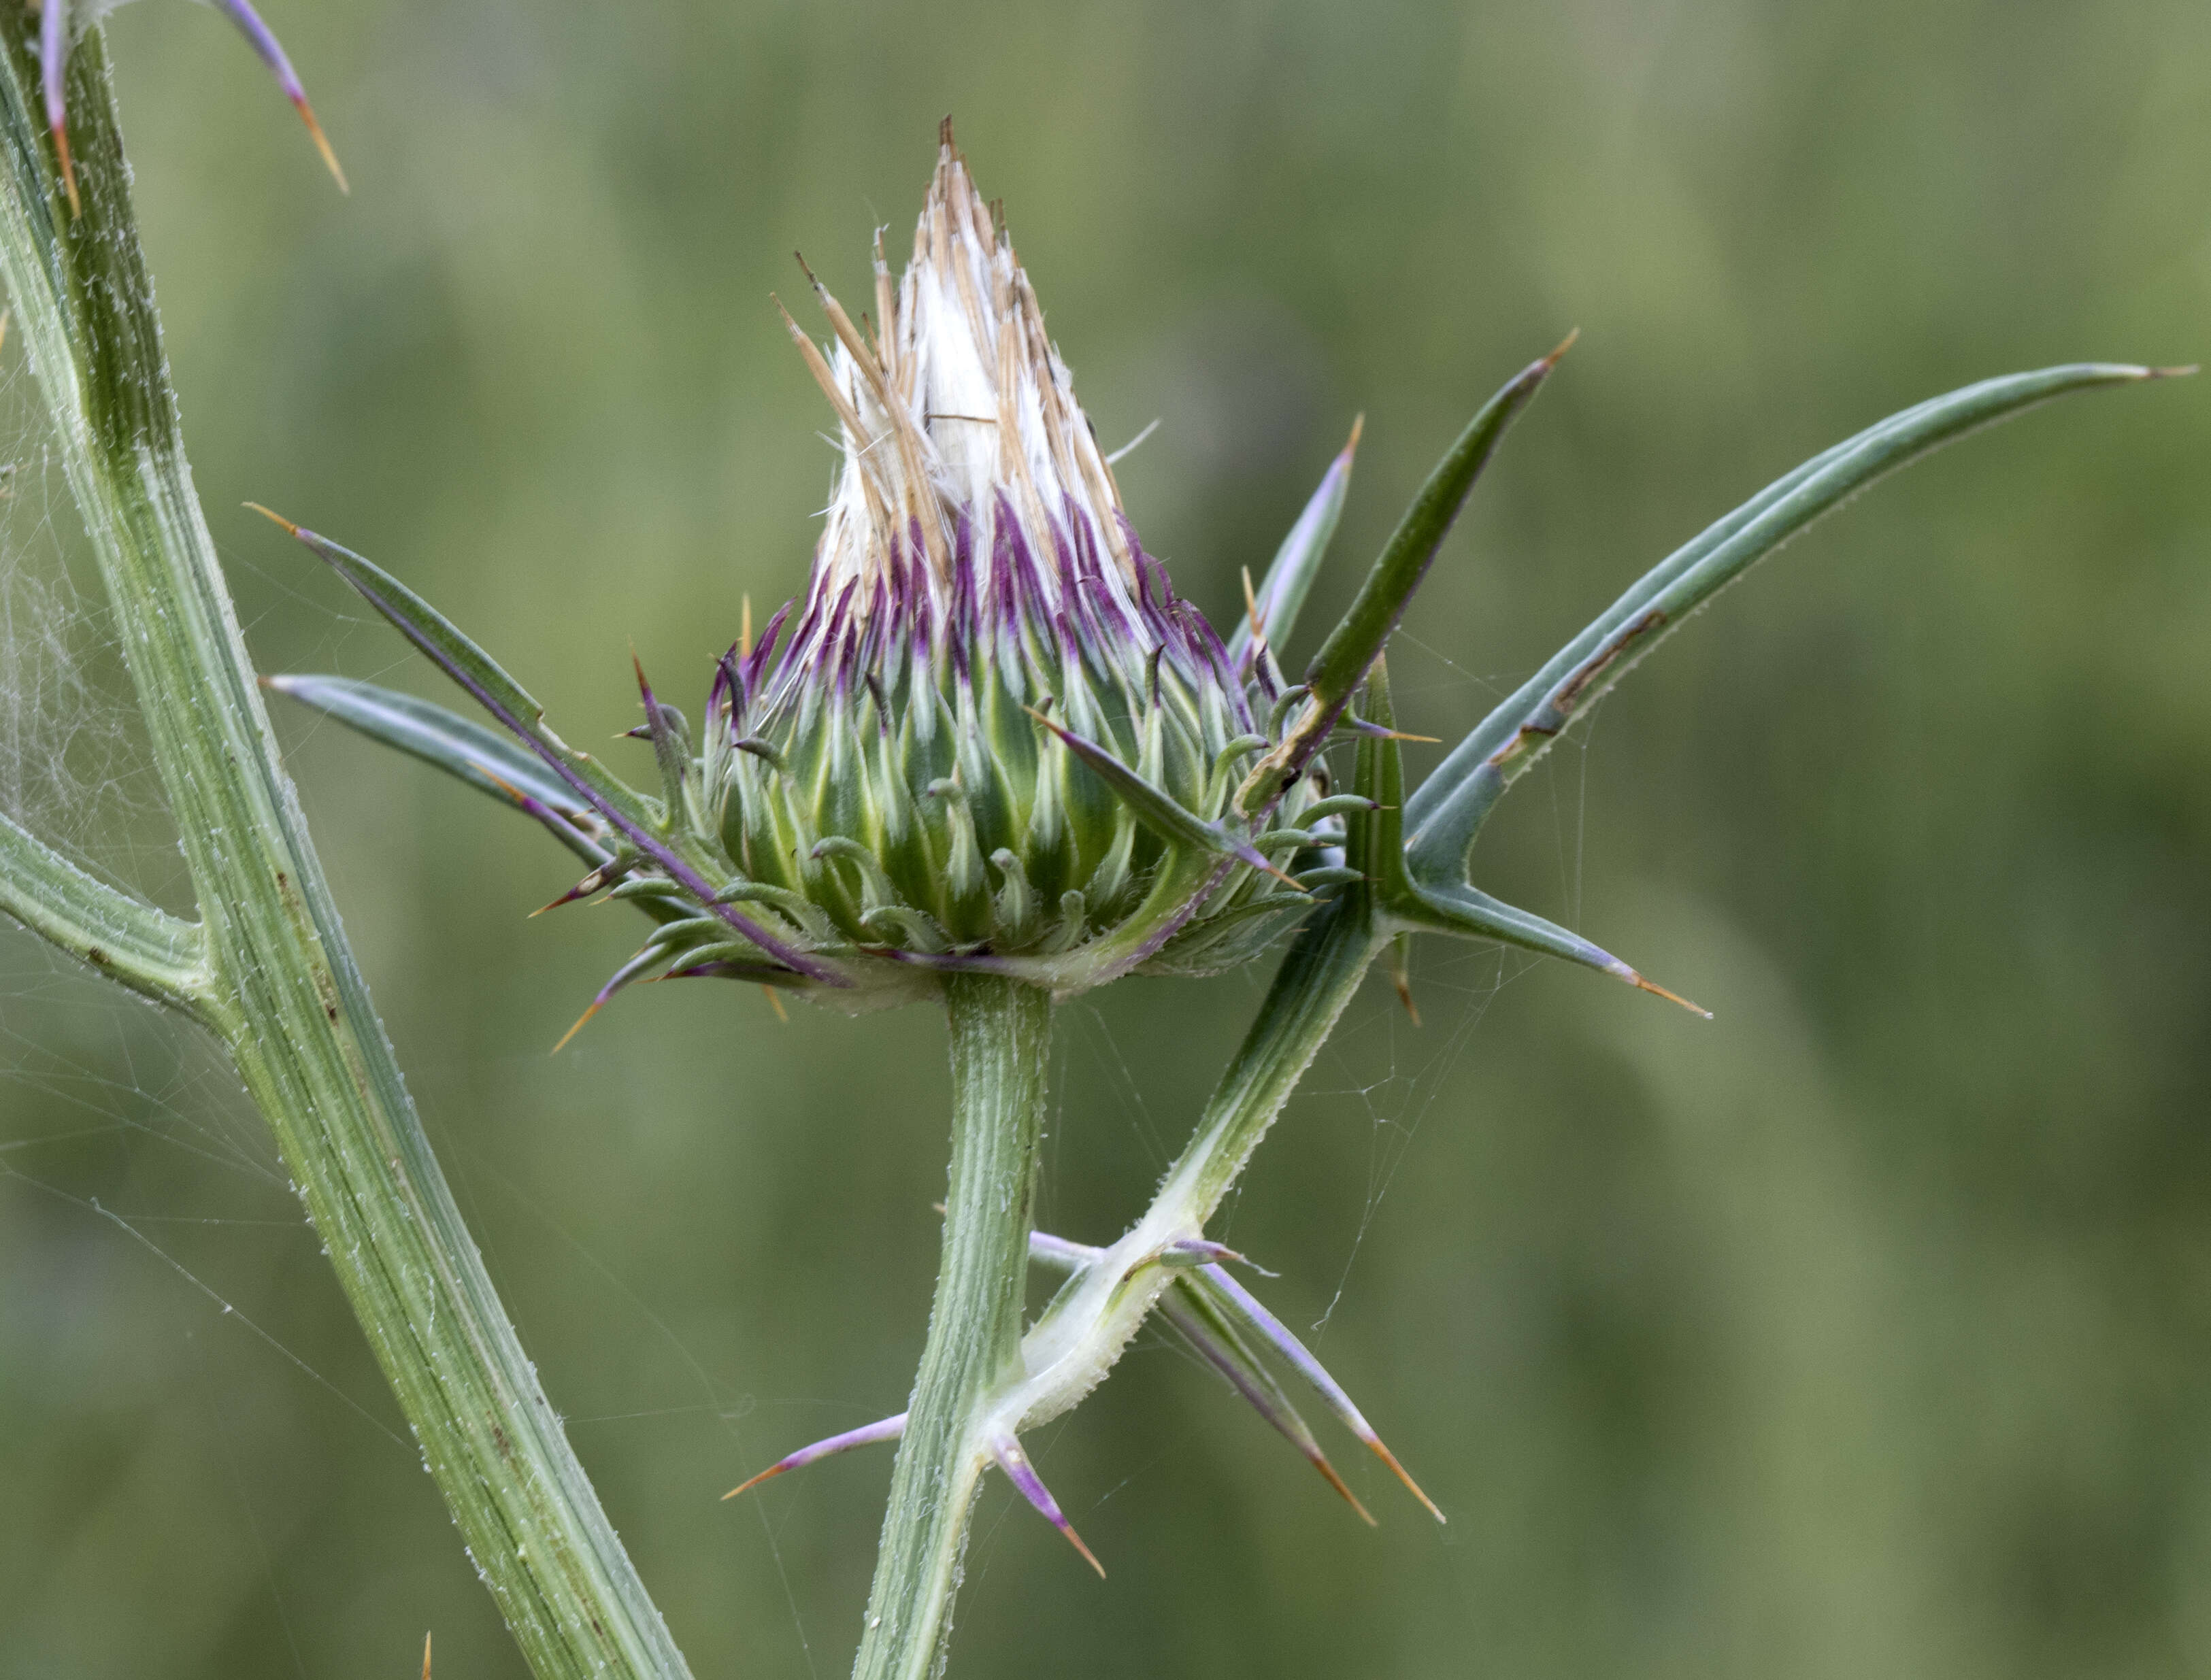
[1196, 1264, 1443, 1521]
[1365, 1436, 1446, 1525]
[52, 124, 80, 219]
[1057, 1520, 1109, 1579]
[991, 1435, 1106, 1579]
[530, 865, 608, 916]
[290, 93, 348, 193]
[722, 1412, 907, 1499]
[1314, 1454, 1377, 1526]
[761, 985, 789, 1022]
[1626, 971, 1711, 1018]
[1241, 845, 1310, 892]
[1391, 963, 1421, 1028]
[721, 1464, 784, 1501]
[550, 998, 604, 1055]
[243, 500, 301, 537]
[1362, 726, 1442, 744]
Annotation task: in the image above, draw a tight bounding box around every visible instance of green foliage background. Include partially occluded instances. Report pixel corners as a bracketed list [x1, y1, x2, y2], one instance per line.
[3, 1, 2207, 1675]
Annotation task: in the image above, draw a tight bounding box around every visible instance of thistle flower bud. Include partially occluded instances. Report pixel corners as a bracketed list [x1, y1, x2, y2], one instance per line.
[695, 124, 1331, 1002]
[265, 125, 1367, 1024]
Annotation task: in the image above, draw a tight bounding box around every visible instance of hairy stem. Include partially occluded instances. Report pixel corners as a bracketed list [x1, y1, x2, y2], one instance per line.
[855, 975, 1052, 1680]
[1155, 896, 1386, 1220]
[0, 807, 209, 1011]
[992, 894, 1386, 1439]
[0, 23, 689, 1679]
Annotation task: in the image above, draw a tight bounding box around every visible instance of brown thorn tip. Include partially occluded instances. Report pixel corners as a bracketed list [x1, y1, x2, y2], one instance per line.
[2146, 364, 2199, 379]
[475, 765, 533, 809]
[1314, 1454, 1378, 1526]
[243, 501, 301, 535]
[52, 124, 80, 219]
[1344, 412, 1365, 455]
[1631, 973, 1712, 1018]
[1391, 967, 1422, 1029]
[291, 96, 348, 194]
[1542, 327, 1581, 368]
[1058, 1522, 1108, 1579]
[1365, 1439, 1446, 1524]
[762, 985, 790, 1023]
[550, 998, 603, 1055]
[721, 1462, 789, 1500]
[422, 1630, 432, 1680]
[529, 873, 596, 916]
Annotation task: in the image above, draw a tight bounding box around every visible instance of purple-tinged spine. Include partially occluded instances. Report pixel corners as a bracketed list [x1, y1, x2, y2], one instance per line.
[722, 1412, 908, 1500]
[1198, 1264, 1444, 1523]
[988, 1434, 1106, 1578]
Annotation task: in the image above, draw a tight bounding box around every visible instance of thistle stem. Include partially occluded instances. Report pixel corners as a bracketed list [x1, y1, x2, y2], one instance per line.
[0, 24, 688, 1679]
[854, 974, 1052, 1680]
[1156, 897, 1386, 1221]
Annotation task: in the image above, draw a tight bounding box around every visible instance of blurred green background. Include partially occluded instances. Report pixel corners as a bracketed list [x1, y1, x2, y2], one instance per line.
[3, 0, 2208, 1675]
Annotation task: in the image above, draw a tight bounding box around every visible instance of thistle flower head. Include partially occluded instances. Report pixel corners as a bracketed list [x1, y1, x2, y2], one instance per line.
[685, 123, 1334, 1003]
[795, 126, 1140, 626]
[267, 125, 1386, 1026]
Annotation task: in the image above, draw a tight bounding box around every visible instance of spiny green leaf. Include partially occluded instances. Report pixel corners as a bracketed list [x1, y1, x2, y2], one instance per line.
[257, 509, 845, 985]
[1238, 338, 1569, 813]
[263, 673, 604, 861]
[1225, 417, 1361, 671]
[1403, 362, 2176, 881]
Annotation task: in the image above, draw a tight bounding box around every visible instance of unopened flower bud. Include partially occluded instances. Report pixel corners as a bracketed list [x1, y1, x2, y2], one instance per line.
[702, 124, 1328, 1002]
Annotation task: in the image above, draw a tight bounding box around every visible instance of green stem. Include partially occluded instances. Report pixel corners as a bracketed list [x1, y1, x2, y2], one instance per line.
[0, 807, 209, 1011]
[1156, 896, 1386, 1220]
[0, 24, 688, 1680]
[854, 975, 1052, 1680]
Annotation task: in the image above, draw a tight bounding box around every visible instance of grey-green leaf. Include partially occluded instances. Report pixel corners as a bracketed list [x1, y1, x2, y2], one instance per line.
[1225, 418, 1361, 671]
[265, 673, 603, 858]
[1403, 362, 2174, 881]
[1237, 341, 1565, 812]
